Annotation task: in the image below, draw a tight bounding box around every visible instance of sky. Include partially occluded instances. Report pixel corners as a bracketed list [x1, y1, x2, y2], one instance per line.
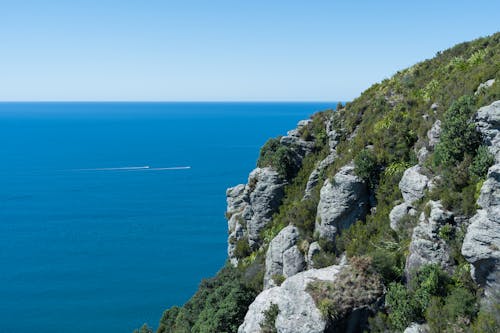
[0, 0, 499, 101]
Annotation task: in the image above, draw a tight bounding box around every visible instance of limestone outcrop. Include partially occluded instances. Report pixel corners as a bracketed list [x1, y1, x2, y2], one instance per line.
[226, 167, 285, 265]
[315, 163, 369, 243]
[239, 262, 382, 333]
[462, 100, 500, 305]
[263, 225, 306, 289]
[406, 201, 456, 280]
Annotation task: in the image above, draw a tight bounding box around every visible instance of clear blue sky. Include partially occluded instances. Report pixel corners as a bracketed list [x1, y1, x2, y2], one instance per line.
[1, 0, 499, 101]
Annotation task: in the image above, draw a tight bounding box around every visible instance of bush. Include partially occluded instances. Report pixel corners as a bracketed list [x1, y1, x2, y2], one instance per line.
[157, 266, 258, 333]
[260, 303, 279, 333]
[257, 138, 298, 179]
[354, 148, 378, 187]
[385, 282, 416, 331]
[469, 145, 494, 180]
[234, 238, 252, 259]
[434, 95, 481, 168]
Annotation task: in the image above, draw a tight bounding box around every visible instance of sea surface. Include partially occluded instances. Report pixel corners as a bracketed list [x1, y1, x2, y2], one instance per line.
[0, 102, 336, 333]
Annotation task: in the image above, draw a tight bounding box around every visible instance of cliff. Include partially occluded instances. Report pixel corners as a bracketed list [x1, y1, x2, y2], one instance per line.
[153, 32, 500, 333]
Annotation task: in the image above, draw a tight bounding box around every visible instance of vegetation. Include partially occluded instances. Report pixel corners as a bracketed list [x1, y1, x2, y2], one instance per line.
[260, 303, 279, 333]
[306, 257, 383, 321]
[151, 33, 500, 333]
[157, 266, 258, 333]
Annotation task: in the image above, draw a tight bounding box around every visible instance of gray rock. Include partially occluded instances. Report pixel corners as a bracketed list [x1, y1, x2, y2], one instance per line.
[417, 146, 430, 164]
[306, 242, 321, 269]
[462, 100, 500, 305]
[404, 323, 430, 333]
[304, 153, 336, 199]
[475, 79, 496, 95]
[315, 163, 369, 242]
[280, 120, 316, 157]
[427, 120, 441, 148]
[264, 226, 305, 289]
[431, 103, 439, 111]
[406, 201, 455, 280]
[226, 167, 285, 265]
[462, 164, 500, 304]
[399, 165, 429, 204]
[475, 100, 500, 162]
[239, 265, 344, 333]
[389, 202, 416, 231]
[283, 246, 306, 278]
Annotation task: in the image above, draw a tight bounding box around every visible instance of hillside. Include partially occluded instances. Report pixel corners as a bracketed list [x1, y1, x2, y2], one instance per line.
[146, 32, 500, 333]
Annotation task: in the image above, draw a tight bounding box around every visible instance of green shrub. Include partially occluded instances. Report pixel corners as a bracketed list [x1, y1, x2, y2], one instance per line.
[157, 266, 258, 333]
[354, 148, 378, 187]
[257, 138, 298, 179]
[260, 303, 279, 333]
[234, 238, 252, 259]
[469, 145, 494, 180]
[385, 282, 416, 331]
[472, 304, 500, 333]
[271, 274, 286, 286]
[434, 95, 481, 168]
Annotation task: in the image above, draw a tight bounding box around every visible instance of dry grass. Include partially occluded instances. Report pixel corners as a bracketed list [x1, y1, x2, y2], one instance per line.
[306, 256, 384, 320]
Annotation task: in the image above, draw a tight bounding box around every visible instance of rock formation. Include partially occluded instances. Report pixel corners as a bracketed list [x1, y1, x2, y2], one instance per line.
[263, 225, 306, 289]
[462, 100, 500, 305]
[406, 201, 456, 280]
[226, 167, 286, 265]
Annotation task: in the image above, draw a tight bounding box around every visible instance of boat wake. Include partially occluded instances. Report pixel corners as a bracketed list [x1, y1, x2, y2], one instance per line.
[72, 166, 191, 171]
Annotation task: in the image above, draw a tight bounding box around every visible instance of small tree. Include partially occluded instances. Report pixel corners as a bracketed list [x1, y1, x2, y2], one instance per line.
[434, 95, 481, 168]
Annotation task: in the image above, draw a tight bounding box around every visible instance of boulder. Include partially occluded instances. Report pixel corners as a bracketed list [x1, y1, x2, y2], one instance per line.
[399, 165, 429, 204]
[427, 120, 441, 148]
[239, 265, 343, 333]
[475, 79, 496, 95]
[226, 167, 285, 265]
[304, 153, 336, 199]
[315, 163, 369, 242]
[264, 225, 306, 289]
[475, 100, 500, 162]
[389, 202, 416, 231]
[406, 201, 455, 280]
[404, 323, 430, 333]
[306, 242, 321, 269]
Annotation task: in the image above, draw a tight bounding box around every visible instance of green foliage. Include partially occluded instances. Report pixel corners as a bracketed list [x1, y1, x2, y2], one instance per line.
[472, 303, 500, 333]
[354, 148, 378, 187]
[271, 274, 286, 286]
[311, 249, 337, 268]
[260, 303, 279, 333]
[157, 266, 258, 333]
[307, 257, 383, 321]
[385, 282, 416, 331]
[470, 145, 495, 180]
[257, 138, 297, 179]
[234, 238, 252, 259]
[434, 95, 481, 168]
[384, 264, 481, 332]
[133, 324, 153, 333]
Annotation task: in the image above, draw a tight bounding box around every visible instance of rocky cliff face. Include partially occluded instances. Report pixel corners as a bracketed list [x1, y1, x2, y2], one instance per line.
[226, 167, 286, 265]
[155, 34, 500, 333]
[462, 100, 500, 305]
[226, 120, 318, 265]
[315, 163, 369, 243]
[405, 200, 456, 280]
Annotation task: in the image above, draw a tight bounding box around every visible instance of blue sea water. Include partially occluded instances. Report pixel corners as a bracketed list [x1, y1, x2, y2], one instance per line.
[0, 102, 335, 333]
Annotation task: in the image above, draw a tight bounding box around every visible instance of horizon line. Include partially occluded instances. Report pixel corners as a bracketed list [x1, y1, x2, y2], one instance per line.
[0, 100, 345, 104]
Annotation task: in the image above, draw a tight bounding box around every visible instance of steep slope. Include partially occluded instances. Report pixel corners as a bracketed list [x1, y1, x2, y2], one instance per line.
[153, 32, 500, 333]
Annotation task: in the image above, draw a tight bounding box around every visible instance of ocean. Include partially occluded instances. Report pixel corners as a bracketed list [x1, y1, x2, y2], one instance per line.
[0, 102, 335, 333]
